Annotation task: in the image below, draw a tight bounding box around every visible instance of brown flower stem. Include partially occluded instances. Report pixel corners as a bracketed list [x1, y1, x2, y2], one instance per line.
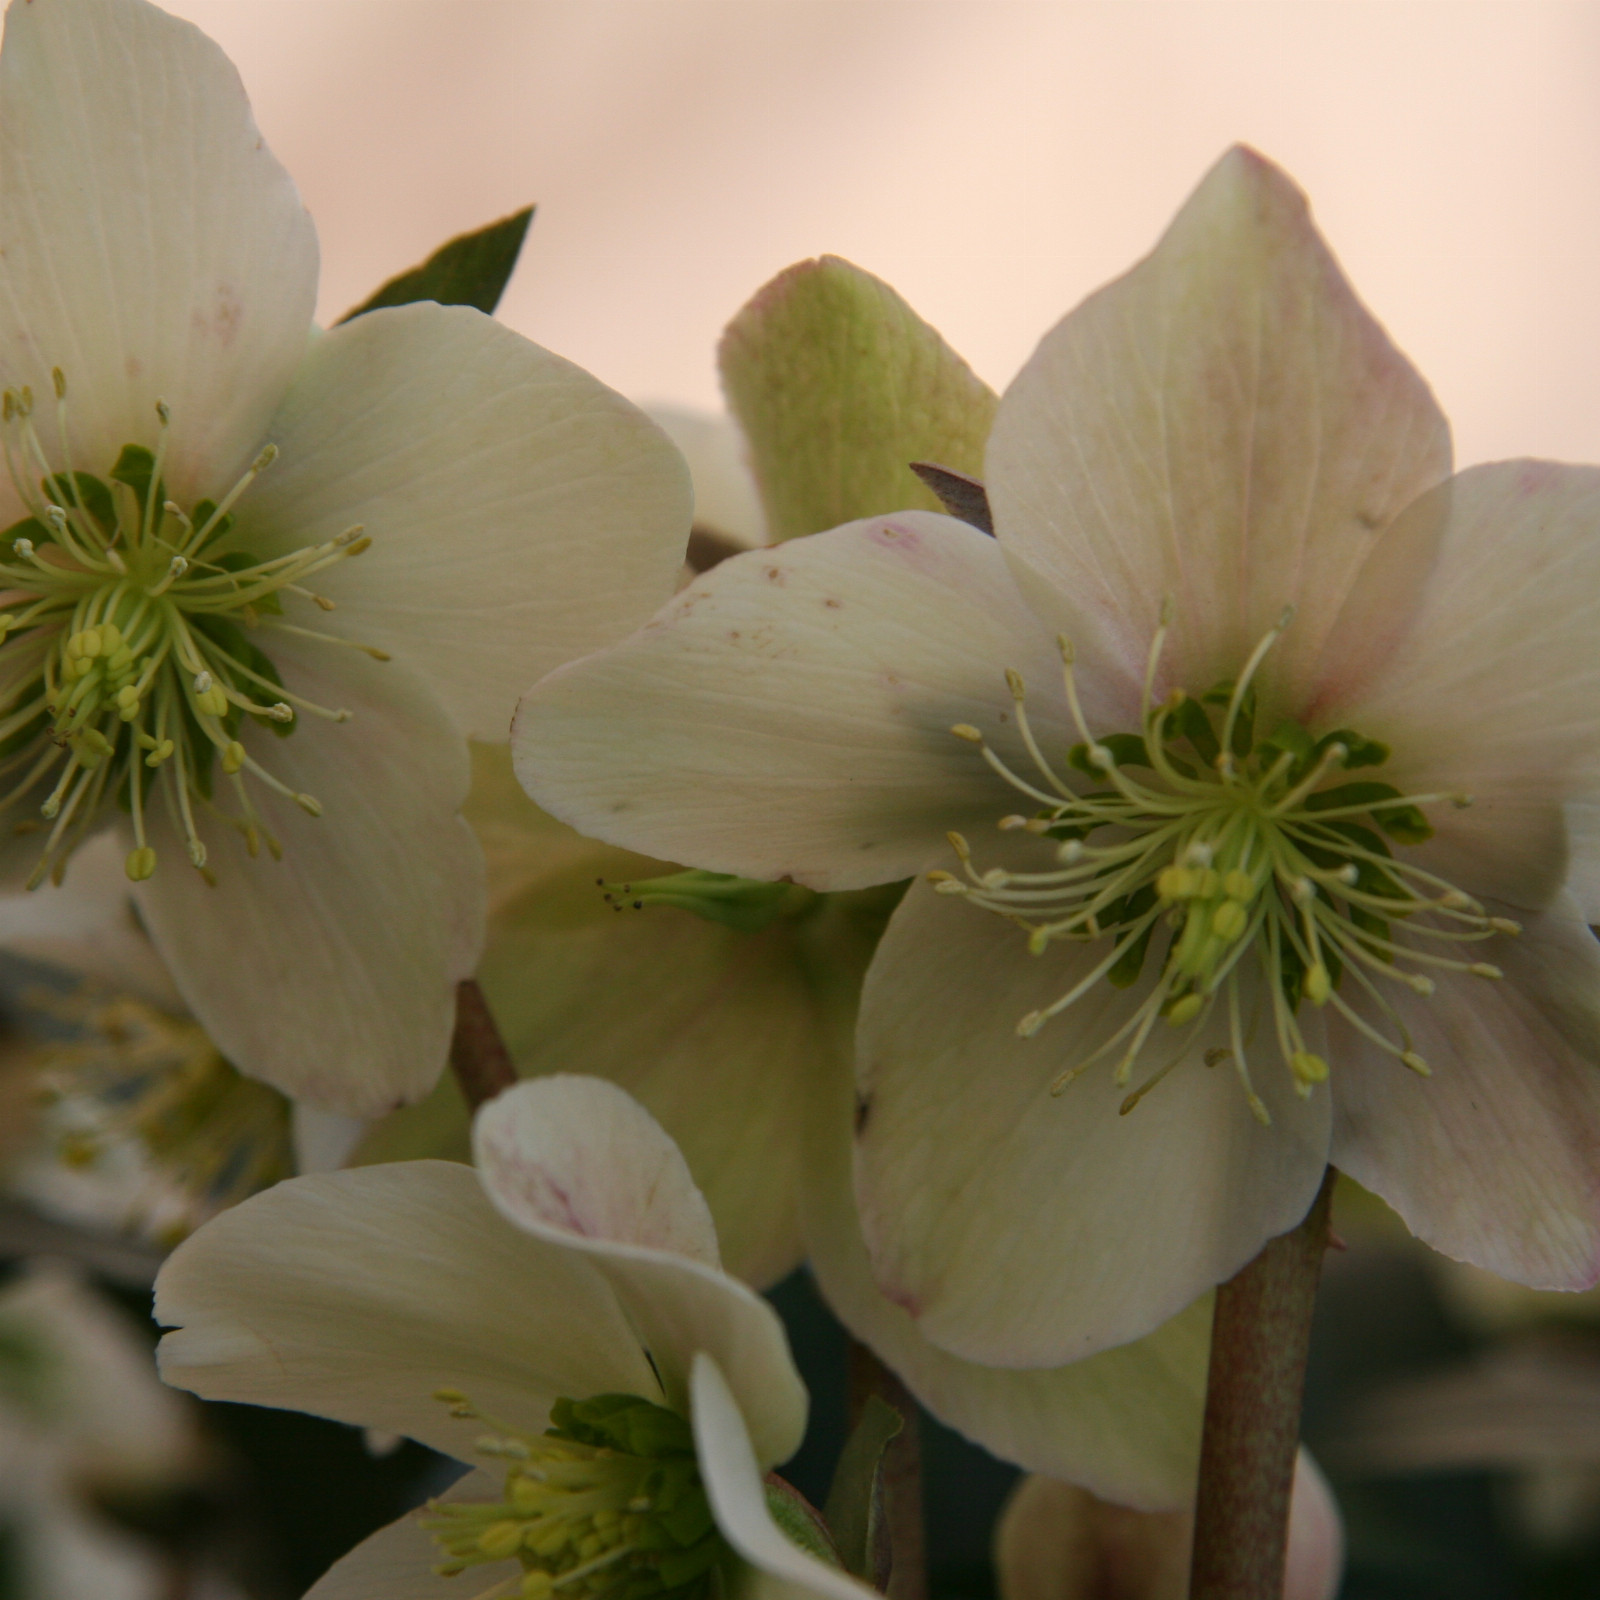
[1188, 1166, 1336, 1600]
[847, 1339, 927, 1600]
[447, 978, 517, 1111]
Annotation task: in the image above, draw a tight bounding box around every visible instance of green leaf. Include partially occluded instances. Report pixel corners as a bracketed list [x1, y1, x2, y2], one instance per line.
[821, 1394, 901, 1581]
[339, 206, 534, 322]
[719, 255, 997, 541]
[1171, 695, 1220, 766]
[108, 444, 159, 510]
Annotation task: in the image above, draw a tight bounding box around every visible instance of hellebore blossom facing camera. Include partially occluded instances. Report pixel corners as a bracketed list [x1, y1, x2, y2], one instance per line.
[154, 1076, 871, 1600]
[517, 147, 1600, 1368]
[0, 0, 690, 1116]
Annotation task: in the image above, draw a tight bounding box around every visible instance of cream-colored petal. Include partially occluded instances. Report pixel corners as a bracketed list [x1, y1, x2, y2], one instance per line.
[515, 512, 1085, 891]
[1563, 800, 1600, 921]
[1338, 462, 1600, 910]
[0, 0, 318, 503]
[155, 1161, 659, 1460]
[303, 1470, 499, 1600]
[648, 406, 766, 549]
[691, 1354, 874, 1600]
[803, 1046, 1207, 1510]
[130, 632, 483, 1116]
[855, 878, 1330, 1367]
[240, 303, 690, 741]
[1330, 895, 1600, 1290]
[472, 1078, 806, 1468]
[987, 146, 1450, 715]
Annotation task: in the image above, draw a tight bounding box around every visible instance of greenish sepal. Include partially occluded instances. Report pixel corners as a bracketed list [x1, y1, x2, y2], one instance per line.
[43, 471, 113, 534]
[339, 206, 535, 321]
[1107, 918, 1157, 988]
[655, 1534, 724, 1587]
[1260, 716, 1315, 771]
[191, 614, 294, 739]
[188, 501, 237, 554]
[1304, 781, 1431, 844]
[1311, 727, 1389, 772]
[207, 550, 282, 615]
[602, 869, 816, 932]
[1170, 695, 1220, 765]
[718, 255, 997, 541]
[109, 444, 161, 511]
[820, 1393, 899, 1579]
[657, 1483, 715, 1549]
[767, 1474, 845, 1571]
[1200, 679, 1255, 755]
[548, 1394, 695, 1458]
[1068, 732, 1150, 775]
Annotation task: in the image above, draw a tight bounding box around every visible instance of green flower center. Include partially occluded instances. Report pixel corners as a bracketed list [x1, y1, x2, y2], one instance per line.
[941, 605, 1515, 1122]
[424, 1391, 726, 1600]
[0, 374, 379, 888]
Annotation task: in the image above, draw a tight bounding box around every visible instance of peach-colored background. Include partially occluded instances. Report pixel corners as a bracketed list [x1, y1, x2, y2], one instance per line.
[163, 1, 1600, 470]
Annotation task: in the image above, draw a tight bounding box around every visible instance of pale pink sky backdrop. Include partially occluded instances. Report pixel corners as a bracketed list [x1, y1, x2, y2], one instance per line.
[164, 1, 1600, 470]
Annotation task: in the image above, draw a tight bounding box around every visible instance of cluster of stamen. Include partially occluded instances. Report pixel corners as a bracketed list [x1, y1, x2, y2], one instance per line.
[424, 1391, 725, 1600]
[27, 988, 291, 1243]
[935, 603, 1516, 1124]
[0, 372, 382, 887]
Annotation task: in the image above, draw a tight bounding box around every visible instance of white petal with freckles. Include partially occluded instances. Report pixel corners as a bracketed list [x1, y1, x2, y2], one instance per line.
[1341, 462, 1600, 909]
[516, 513, 1094, 892]
[155, 1162, 660, 1461]
[802, 1048, 1207, 1510]
[855, 878, 1331, 1367]
[473, 1077, 807, 1468]
[242, 303, 691, 741]
[0, 0, 318, 503]
[1331, 895, 1600, 1290]
[691, 1354, 874, 1600]
[130, 632, 484, 1117]
[988, 145, 1450, 715]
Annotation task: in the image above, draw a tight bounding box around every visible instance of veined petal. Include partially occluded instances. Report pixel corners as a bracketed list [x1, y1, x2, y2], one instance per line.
[130, 633, 484, 1117]
[803, 1046, 1207, 1510]
[855, 879, 1330, 1367]
[473, 1078, 807, 1468]
[987, 146, 1450, 712]
[1340, 462, 1600, 909]
[691, 1355, 873, 1600]
[242, 303, 691, 741]
[0, 0, 318, 502]
[155, 1162, 659, 1461]
[515, 513, 1085, 891]
[1330, 895, 1600, 1290]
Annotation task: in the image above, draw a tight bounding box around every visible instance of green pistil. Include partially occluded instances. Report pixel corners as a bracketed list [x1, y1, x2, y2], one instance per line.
[0, 377, 378, 888]
[424, 1392, 727, 1600]
[942, 608, 1516, 1122]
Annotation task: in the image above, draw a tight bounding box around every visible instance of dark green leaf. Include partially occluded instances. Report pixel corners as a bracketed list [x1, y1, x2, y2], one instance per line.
[1313, 728, 1389, 772]
[339, 207, 534, 322]
[1260, 716, 1315, 774]
[1068, 732, 1149, 776]
[1171, 695, 1220, 765]
[108, 444, 159, 512]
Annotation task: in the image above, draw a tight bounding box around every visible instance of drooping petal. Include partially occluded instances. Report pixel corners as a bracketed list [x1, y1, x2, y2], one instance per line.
[802, 1047, 1207, 1510]
[302, 1470, 492, 1600]
[1330, 896, 1600, 1290]
[0, 0, 318, 502]
[1337, 462, 1600, 910]
[241, 302, 691, 741]
[987, 146, 1451, 712]
[690, 1354, 873, 1600]
[516, 512, 1093, 891]
[854, 879, 1331, 1367]
[155, 1161, 659, 1460]
[129, 633, 484, 1117]
[473, 1078, 807, 1468]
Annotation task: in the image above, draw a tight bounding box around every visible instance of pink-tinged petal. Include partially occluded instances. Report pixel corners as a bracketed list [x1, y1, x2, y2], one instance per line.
[690, 1355, 876, 1600]
[130, 633, 484, 1117]
[471, 1078, 807, 1467]
[155, 1162, 659, 1461]
[855, 878, 1330, 1367]
[1330, 896, 1600, 1289]
[0, 0, 318, 503]
[1339, 462, 1600, 910]
[516, 512, 1089, 892]
[243, 304, 691, 741]
[987, 146, 1450, 713]
[803, 1045, 1208, 1510]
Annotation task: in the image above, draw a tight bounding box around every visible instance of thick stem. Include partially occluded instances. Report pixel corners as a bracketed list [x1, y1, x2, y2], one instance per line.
[448, 978, 518, 1111]
[847, 1339, 927, 1600]
[1188, 1167, 1335, 1600]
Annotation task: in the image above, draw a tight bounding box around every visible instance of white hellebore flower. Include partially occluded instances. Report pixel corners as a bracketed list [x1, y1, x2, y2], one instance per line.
[517, 147, 1600, 1369]
[154, 1075, 872, 1600]
[0, 0, 690, 1115]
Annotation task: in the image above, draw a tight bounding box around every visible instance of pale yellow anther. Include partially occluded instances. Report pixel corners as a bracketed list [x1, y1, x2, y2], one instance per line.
[115, 685, 140, 711]
[998, 814, 1029, 831]
[99, 623, 122, 653]
[1057, 634, 1074, 664]
[144, 739, 174, 768]
[1157, 865, 1194, 901]
[522, 1571, 554, 1600]
[77, 727, 113, 757]
[1222, 869, 1254, 901]
[154, 399, 171, 427]
[1056, 838, 1084, 864]
[222, 741, 245, 776]
[476, 1522, 525, 1561]
[1193, 868, 1220, 899]
[1212, 900, 1249, 941]
[1088, 744, 1114, 769]
[195, 684, 229, 718]
[1402, 1052, 1432, 1077]
[1305, 963, 1332, 1006]
[267, 703, 294, 724]
[432, 1389, 471, 1405]
[1017, 1010, 1046, 1039]
[1489, 917, 1522, 936]
[1470, 962, 1504, 980]
[947, 830, 971, 859]
[950, 723, 983, 744]
[295, 793, 323, 818]
[50, 367, 65, 400]
[1167, 993, 1204, 1027]
[510, 1479, 542, 1515]
[124, 846, 156, 882]
[1005, 667, 1026, 700]
[1290, 1051, 1329, 1085]
[344, 536, 373, 556]
[252, 443, 279, 472]
[187, 839, 207, 870]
